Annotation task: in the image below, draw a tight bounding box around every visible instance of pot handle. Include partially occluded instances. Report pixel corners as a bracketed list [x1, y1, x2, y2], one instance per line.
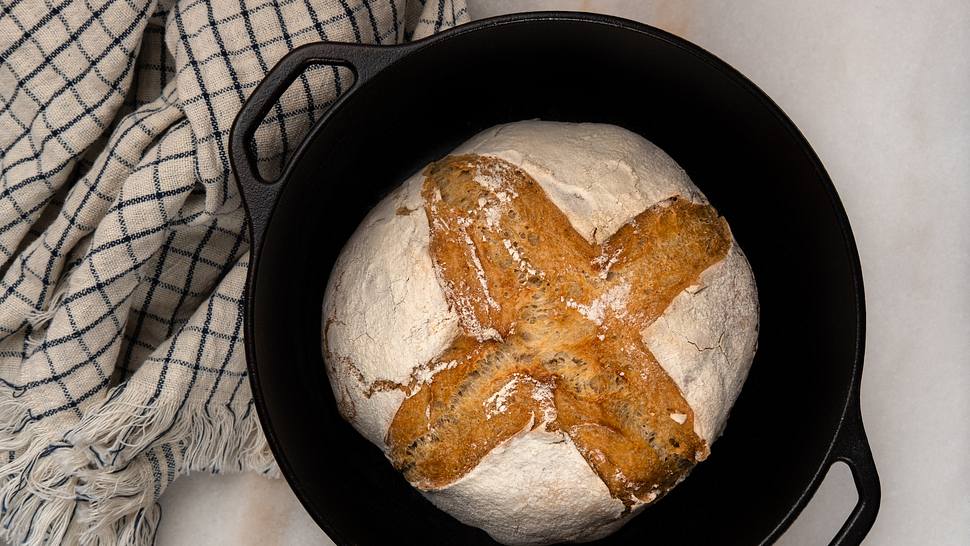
[826, 393, 880, 545]
[228, 41, 414, 243]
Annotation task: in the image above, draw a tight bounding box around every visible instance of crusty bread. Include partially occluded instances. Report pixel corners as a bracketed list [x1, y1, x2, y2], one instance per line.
[322, 121, 759, 545]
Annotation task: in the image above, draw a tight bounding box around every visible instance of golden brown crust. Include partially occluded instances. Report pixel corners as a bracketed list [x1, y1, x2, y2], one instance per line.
[386, 155, 732, 506]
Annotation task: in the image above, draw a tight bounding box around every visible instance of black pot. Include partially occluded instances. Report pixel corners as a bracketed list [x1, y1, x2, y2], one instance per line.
[229, 12, 879, 546]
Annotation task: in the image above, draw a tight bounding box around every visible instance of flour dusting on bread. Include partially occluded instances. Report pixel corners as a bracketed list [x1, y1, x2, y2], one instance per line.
[322, 121, 759, 545]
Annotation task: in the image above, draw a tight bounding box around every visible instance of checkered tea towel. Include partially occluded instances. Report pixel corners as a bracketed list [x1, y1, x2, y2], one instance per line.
[0, 0, 468, 543]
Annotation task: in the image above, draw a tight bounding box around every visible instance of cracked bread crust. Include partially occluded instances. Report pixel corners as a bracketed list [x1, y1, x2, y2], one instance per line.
[321, 121, 759, 545]
[387, 155, 727, 504]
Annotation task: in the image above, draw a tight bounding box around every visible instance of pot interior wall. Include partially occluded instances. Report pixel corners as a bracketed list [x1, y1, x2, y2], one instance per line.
[250, 18, 862, 545]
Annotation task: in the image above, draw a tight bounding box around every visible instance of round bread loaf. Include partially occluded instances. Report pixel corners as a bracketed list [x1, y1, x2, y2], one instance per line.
[321, 121, 759, 545]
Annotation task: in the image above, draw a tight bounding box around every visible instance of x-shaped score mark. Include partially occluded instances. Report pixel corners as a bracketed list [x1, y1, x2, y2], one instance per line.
[388, 155, 731, 506]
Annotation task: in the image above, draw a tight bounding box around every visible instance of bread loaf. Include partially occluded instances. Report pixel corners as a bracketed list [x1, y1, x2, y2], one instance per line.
[322, 121, 759, 545]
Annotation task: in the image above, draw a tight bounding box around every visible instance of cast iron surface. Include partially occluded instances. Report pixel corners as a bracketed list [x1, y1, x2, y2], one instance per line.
[229, 12, 879, 545]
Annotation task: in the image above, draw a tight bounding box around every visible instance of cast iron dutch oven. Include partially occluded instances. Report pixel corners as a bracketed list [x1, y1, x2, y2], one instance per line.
[228, 12, 880, 546]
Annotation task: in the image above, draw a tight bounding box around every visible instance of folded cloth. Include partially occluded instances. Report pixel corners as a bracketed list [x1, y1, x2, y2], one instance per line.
[0, 0, 467, 543]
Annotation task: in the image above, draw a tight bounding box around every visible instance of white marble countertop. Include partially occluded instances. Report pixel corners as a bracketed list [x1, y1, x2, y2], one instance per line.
[158, 1, 970, 544]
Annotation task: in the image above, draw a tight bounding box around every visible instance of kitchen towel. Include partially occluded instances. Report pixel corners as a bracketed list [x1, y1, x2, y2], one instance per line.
[0, 0, 468, 543]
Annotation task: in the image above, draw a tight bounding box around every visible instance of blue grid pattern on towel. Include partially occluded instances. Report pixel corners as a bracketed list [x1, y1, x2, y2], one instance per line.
[0, 0, 467, 543]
